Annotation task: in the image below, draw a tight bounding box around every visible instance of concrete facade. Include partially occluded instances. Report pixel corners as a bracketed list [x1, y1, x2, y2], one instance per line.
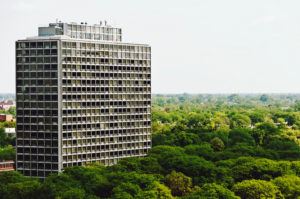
[16, 22, 151, 178]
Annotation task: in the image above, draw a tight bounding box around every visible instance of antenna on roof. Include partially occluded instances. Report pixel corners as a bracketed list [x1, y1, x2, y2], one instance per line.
[100, 21, 102, 26]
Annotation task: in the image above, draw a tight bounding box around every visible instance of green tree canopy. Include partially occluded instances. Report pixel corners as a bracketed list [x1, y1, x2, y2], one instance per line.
[165, 171, 192, 196]
[184, 183, 239, 199]
[272, 175, 300, 199]
[232, 179, 282, 199]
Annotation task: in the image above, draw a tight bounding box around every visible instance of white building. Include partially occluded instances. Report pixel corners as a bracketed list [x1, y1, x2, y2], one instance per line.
[4, 128, 16, 136]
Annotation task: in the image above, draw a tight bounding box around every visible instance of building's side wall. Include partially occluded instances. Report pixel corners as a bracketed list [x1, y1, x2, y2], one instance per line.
[16, 40, 60, 177]
[60, 40, 151, 168]
[57, 40, 63, 172]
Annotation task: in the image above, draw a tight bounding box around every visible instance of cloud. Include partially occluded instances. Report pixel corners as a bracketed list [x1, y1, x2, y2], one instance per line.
[11, 1, 35, 12]
[251, 15, 277, 26]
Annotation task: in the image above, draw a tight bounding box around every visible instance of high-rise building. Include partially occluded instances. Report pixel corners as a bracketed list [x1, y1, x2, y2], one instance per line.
[15, 22, 151, 178]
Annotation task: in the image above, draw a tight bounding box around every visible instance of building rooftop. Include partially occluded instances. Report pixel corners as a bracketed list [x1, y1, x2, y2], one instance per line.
[37, 21, 122, 42]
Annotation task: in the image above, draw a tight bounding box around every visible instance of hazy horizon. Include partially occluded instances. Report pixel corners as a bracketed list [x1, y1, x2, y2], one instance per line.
[1, 0, 300, 94]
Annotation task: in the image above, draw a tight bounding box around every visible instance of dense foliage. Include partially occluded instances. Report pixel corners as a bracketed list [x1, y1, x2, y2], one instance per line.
[0, 127, 15, 161]
[0, 106, 16, 116]
[2, 94, 300, 198]
[0, 104, 16, 161]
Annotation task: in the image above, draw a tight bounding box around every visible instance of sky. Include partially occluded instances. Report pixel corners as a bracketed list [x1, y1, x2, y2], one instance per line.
[0, 0, 300, 94]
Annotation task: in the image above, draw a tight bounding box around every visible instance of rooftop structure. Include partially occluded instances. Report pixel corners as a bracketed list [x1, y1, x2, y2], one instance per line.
[38, 21, 122, 42]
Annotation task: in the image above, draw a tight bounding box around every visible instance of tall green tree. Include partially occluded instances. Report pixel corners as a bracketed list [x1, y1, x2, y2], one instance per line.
[183, 183, 239, 199]
[165, 171, 192, 196]
[233, 179, 282, 199]
[272, 175, 300, 199]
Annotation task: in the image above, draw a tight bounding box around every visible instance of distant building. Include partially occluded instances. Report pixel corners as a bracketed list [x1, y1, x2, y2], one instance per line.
[0, 161, 14, 172]
[0, 114, 14, 122]
[5, 128, 16, 136]
[16, 21, 151, 178]
[0, 100, 15, 111]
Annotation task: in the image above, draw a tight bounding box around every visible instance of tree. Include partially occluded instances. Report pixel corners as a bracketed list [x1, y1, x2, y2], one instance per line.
[7, 107, 16, 116]
[183, 183, 239, 199]
[152, 121, 171, 136]
[230, 157, 288, 181]
[252, 121, 278, 145]
[232, 179, 283, 199]
[260, 94, 270, 103]
[0, 171, 26, 184]
[144, 181, 174, 199]
[0, 145, 15, 160]
[229, 114, 251, 129]
[2, 180, 42, 199]
[149, 146, 185, 163]
[228, 128, 255, 146]
[150, 146, 216, 184]
[111, 158, 142, 173]
[228, 94, 241, 104]
[165, 171, 192, 196]
[264, 137, 300, 152]
[0, 128, 15, 147]
[209, 112, 230, 131]
[60, 188, 86, 199]
[184, 144, 214, 160]
[249, 111, 266, 124]
[276, 118, 288, 129]
[186, 112, 211, 130]
[41, 173, 83, 199]
[111, 175, 173, 199]
[112, 182, 142, 199]
[171, 131, 200, 147]
[140, 157, 164, 174]
[210, 137, 225, 151]
[63, 166, 111, 198]
[272, 175, 300, 199]
[224, 143, 278, 159]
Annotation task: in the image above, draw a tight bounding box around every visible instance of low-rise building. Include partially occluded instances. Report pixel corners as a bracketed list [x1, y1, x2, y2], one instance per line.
[0, 161, 15, 172]
[0, 100, 15, 111]
[5, 128, 16, 136]
[0, 114, 14, 122]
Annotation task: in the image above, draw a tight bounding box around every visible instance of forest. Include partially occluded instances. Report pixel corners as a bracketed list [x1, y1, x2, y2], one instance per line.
[2, 94, 300, 198]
